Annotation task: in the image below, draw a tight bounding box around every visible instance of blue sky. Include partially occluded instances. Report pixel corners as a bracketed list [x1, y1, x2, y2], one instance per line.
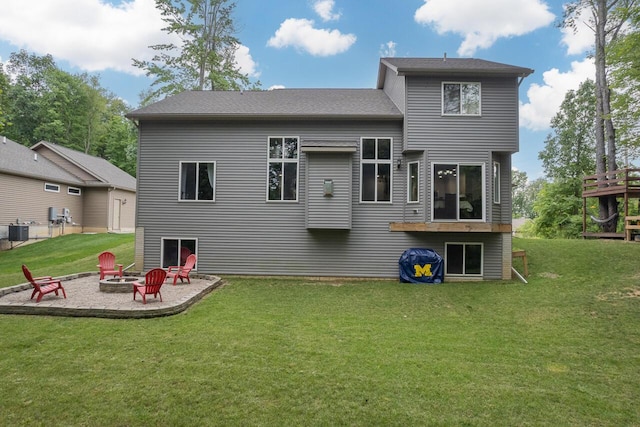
[0, 0, 596, 180]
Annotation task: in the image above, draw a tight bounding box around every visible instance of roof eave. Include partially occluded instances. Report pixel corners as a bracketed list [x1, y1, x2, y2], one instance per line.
[397, 69, 534, 78]
[127, 113, 404, 121]
[0, 168, 84, 186]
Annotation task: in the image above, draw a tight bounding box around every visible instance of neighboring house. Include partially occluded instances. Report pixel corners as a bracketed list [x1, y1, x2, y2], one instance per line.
[0, 136, 136, 248]
[127, 57, 533, 280]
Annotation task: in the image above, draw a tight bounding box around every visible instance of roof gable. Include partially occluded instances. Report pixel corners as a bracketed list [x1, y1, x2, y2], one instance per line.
[0, 136, 82, 184]
[32, 141, 136, 191]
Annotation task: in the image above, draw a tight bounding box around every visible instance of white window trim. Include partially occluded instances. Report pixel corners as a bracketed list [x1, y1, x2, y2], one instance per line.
[161, 237, 198, 269]
[178, 161, 216, 202]
[407, 161, 419, 204]
[67, 186, 82, 196]
[44, 182, 60, 193]
[493, 161, 501, 204]
[444, 242, 484, 277]
[441, 82, 482, 116]
[266, 136, 300, 202]
[359, 137, 393, 204]
[430, 162, 486, 222]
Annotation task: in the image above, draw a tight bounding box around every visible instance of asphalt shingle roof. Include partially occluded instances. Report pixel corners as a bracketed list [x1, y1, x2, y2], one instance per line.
[0, 136, 82, 185]
[380, 57, 534, 76]
[33, 141, 136, 191]
[127, 58, 533, 121]
[126, 89, 404, 120]
[1, 137, 135, 191]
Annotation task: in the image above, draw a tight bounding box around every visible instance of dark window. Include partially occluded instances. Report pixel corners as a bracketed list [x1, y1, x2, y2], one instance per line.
[162, 238, 197, 268]
[446, 243, 483, 276]
[433, 163, 483, 220]
[180, 162, 215, 201]
[268, 137, 298, 201]
[361, 138, 392, 202]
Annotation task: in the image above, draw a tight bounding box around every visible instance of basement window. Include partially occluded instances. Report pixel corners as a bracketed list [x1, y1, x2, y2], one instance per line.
[161, 238, 197, 269]
[445, 242, 483, 276]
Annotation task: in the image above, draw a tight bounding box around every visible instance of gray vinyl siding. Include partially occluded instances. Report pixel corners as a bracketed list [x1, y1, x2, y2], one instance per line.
[136, 119, 507, 279]
[382, 70, 406, 114]
[491, 152, 512, 223]
[405, 76, 520, 153]
[305, 153, 352, 229]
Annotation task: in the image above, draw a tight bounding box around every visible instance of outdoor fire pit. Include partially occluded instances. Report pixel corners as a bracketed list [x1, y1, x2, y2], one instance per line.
[99, 277, 140, 293]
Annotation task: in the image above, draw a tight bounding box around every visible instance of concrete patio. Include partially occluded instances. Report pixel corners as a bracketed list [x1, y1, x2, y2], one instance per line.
[0, 272, 224, 319]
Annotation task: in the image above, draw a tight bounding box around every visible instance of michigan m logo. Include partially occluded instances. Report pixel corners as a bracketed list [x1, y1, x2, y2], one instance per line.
[414, 264, 432, 278]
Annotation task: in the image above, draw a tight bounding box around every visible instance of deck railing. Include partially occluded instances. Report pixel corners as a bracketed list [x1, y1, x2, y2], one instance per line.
[582, 168, 640, 196]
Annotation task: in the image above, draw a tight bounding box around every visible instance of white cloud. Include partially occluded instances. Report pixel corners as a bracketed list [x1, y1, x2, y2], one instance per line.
[234, 45, 260, 78]
[380, 41, 397, 57]
[0, 0, 172, 75]
[0, 0, 260, 79]
[314, 0, 341, 22]
[414, 0, 555, 56]
[520, 58, 594, 131]
[561, 16, 594, 55]
[268, 85, 286, 90]
[267, 18, 356, 56]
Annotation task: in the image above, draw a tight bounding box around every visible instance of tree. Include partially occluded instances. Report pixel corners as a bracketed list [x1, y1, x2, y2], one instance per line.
[133, 0, 258, 103]
[512, 170, 546, 220]
[563, 0, 637, 232]
[100, 98, 138, 177]
[532, 179, 584, 238]
[539, 79, 597, 182]
[512, 169, 530, 218]
[2, 49, 138, 175]
[609, 3, 640, 159]
[4, 50, 57, 145]
[0, 64, 9, 133]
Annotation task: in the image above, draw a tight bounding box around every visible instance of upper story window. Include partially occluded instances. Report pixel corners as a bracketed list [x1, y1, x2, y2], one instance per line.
[268, 137, 298, 201]
[442, 82, 481, 115]
[361, 138, 392, 203]
[44, 183, 60, 193]
[408, 161, 419, 203]
[433, 163, 484, 221]
[180, 161, 215, 201]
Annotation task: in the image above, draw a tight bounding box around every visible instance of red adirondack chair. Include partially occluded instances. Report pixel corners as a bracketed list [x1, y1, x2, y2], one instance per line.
[180, 247, 192, 264]
[97, 251, 123, 280]
[166, 254, 196, 285]
[22, 264, 67, 303]
[133, 268, 167, 304]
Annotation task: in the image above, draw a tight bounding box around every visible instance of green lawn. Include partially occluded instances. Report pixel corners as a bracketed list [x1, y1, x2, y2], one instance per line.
[0, 235, 638, 426]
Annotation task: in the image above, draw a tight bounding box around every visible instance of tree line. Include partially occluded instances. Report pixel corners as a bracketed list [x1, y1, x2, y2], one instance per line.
[0, 0, 255, 178]
[0, 50, 138, 176]
[514, 0, 640, 239]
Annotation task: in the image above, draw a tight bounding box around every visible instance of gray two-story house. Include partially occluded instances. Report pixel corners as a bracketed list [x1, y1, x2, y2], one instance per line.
[127, 57, 533, 280]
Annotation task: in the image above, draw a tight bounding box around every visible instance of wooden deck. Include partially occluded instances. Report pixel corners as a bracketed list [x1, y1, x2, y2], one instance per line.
[582, 168, 640, 198]
[582, 169, 640, 241]
[389, 222, 511, 233]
